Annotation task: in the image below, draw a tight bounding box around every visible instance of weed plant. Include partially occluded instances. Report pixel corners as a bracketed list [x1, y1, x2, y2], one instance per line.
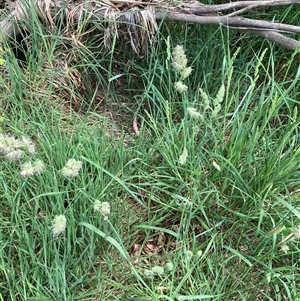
[0, 3, 300, 301]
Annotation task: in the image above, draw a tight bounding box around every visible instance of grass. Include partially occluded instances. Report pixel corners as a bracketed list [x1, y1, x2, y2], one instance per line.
[1, 2, 300, 300]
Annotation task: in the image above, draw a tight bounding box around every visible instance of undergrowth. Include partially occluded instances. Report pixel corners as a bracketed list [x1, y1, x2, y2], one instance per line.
[0, 3, 300, 301]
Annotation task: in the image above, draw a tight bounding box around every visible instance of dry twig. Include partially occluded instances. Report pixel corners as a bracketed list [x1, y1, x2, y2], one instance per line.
[0, 0, 300, 51]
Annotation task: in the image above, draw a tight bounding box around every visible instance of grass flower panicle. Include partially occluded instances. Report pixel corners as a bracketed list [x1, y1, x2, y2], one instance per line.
[61, 158, 82, 177]
[94, 200, 111, 216]
[171, 45, 193, 81]
[211, 84, 225, 118]
[181, 66, 192, 80]
[0, 134, 6, 153]
[171, 45, 188, 73]
[0, 136, 16, 154]
[179, 147, 188, 165]
[20, 161, 36, 178]
[51, 215, 67, 238]
[280, 244, 290, 254]
[212, 161, 221, 171]
[20, 159, 45, 178]
[164, 262, 174, 272]
[212, 103, 221, 116]
[143, 269, 154, 277]
[199, 88, 210, 110]
[6, 149, 25, 161]
[93, 199, 102, 212]
[151, 266, 164, 275]
[7, 136, 23, 149]
[184, 250, 193, 261]
[21, 136, 36, 155]
[100, 202, 111, 216]
[198, 84, 225, 118]
[293, 225, 300, 240]
[0, 133, 36, 156]
[187, 107, 203, 120]
[196, 250, 203, 258]
[213, 84, 225, 106]
[33, 160, 45, 175]
[175, 81, 188, 94]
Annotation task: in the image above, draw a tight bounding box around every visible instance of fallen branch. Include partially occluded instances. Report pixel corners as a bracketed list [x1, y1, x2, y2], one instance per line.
[1, 0, 300, 51]
[155, 10, 300, 50]
[177, 0, 300, 16]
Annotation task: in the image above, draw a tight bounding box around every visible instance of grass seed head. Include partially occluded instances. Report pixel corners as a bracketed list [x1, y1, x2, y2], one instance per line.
[184, 250, 193, 261]
[33, 160, 45, 175]
[181, 66, 192, 79]
[20, 162, 36, 178]
[179, 147, 188, 165]
[175, 81, 188, 94]
[280, 244, 290, 254]
[61, 159, 82, 177]
[151, 266, 164, 275]
[51, 215, 67, 238]
[6, 149, 25, 161]
[187, 107, 203, 120]
[171, 45, 188, 73]
[293, 225, 300, 240]
[94, 200, 111, 216]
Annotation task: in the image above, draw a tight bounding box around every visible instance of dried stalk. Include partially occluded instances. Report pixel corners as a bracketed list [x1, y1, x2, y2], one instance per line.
[1, 0, 300, 51]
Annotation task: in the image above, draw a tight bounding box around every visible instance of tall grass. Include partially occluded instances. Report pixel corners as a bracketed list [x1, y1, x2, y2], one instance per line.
[0, 3, 300, 300]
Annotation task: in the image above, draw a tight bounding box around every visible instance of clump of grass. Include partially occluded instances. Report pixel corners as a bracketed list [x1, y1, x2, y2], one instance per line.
[1, 4, 300, 301]
[129, 35, 300, 299]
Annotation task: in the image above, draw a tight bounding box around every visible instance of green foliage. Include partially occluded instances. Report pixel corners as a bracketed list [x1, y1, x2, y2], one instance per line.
[0, 3, 300, 301]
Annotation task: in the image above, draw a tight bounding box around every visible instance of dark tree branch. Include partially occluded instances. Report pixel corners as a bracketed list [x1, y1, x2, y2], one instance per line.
[155, 11, 300, 34]
[179, 0, 300, 15]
